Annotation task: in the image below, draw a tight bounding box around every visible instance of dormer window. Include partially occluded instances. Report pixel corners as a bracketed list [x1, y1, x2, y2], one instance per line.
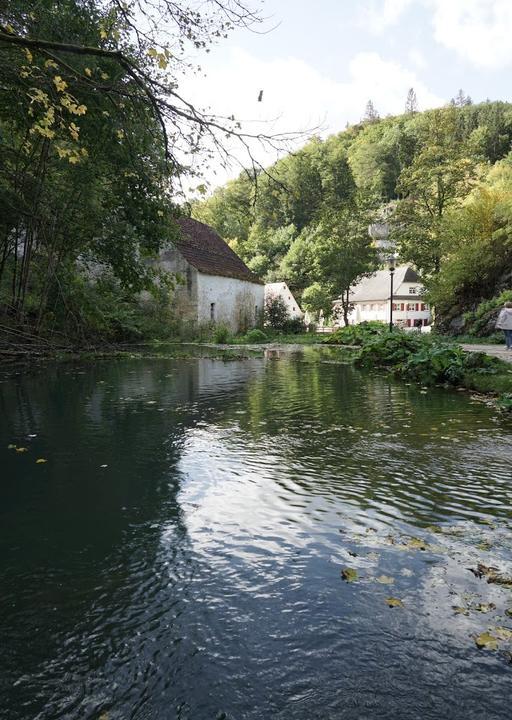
[409, 287, 417, 294]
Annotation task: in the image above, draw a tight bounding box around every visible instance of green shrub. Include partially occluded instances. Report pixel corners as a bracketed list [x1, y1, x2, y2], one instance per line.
[325, 321, 388, 346]
[212, 323, 231, 344]
[245, 328, 268, 343]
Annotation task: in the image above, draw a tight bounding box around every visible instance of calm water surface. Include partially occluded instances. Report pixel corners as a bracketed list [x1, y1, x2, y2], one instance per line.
[1, 356, 512, 720]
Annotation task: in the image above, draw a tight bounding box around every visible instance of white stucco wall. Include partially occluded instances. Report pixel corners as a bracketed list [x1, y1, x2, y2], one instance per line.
[196, 273, 264, 332]
[264, 282, 303, 319]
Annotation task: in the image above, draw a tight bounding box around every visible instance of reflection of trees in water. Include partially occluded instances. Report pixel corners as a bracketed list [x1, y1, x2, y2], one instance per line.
[217, 360, 507, 527]
[0, 358, 260, 720]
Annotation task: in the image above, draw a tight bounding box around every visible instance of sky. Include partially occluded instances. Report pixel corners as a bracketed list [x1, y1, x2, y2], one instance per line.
[179, 0, 512, 191]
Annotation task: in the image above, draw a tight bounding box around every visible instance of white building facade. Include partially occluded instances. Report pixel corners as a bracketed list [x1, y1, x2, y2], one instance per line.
[156, 217, 264, 332]
[333, 266, 431, 329]
[264, 282, 303, 319]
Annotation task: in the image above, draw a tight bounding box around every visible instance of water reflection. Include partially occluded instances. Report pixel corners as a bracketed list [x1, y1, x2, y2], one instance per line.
[0, 357, 511, 720]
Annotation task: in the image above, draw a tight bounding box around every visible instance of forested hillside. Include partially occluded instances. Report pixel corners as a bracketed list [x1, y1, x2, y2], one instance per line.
[193, 100, 512, 330]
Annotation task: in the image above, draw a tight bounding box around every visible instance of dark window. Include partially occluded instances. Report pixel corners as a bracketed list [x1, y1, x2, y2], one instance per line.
[210, 303, 215, 321]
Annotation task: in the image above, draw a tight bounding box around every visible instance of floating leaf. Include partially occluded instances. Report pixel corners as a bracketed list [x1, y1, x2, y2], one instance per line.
[406, 537, 428, 551]
[341, 568, 358, 582]
[386, 597, 404, 608]
[475, 603, 496, 613]
[36, 458, 47, 464]
[7, 444, 16, 449]
[15, 447, 28, 453]
[494, 627, 512, 641]
[376, 575, 395, 585]
[100, 464, 108, 469]
[475, 632, 498, 650]
[452, 606, 469, 615]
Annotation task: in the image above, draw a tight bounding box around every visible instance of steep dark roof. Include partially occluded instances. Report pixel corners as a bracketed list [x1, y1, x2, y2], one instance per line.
[175, 217, 263, 284]
[403, 266, 420, 283]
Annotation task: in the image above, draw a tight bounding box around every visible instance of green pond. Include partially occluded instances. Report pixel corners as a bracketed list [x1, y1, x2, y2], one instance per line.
[1, 352, 512, 720]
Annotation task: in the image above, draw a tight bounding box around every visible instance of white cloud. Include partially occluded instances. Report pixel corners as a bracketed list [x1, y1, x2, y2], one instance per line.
[408, 48, 427, 70]
[359, 0, 414, 34]
[430, 0, 512, 69]
[181, 48, 443, 190]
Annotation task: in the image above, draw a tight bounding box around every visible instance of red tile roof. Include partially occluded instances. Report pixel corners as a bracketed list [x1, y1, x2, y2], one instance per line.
[175, 217, 263, 284]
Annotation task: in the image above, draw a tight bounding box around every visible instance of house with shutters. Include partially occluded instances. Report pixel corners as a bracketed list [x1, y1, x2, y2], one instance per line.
[333, 265, 431, 329]
[156, 217, 264, 332]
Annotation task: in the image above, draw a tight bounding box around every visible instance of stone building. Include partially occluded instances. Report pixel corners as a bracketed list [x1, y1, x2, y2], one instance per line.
[157, 217, 264, 332]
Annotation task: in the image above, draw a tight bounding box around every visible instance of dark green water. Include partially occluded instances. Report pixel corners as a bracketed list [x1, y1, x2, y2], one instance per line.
[1, 356, 512, 720]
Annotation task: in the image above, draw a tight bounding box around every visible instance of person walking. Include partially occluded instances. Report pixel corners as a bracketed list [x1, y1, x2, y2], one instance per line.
[495, 301, 512, 349]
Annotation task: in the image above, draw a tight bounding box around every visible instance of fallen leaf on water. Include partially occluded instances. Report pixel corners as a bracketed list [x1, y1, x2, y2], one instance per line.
[386, 597, 404, 608]
[15, 447, 28, 453]
[100, 464, 108, 469]
[35, 458, 47, 464]
[468, 563, 499, 580]
[367, 552, 380, 561]
[453, 606, 469, 615]
[406, 537, 429, 551]
[341, 568, 358, 582]
[7, 444, 17, 449]
[475, 632, 498, 650]
[494, 627, 512, 641]
[401, 568, 413, 577]
[376, 575, 395, 585]
[475, 603, 496, 613]
[477, 541, 493, 551]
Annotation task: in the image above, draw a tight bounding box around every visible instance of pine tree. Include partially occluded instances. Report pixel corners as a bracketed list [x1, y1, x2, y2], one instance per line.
[405, 88, 418, 114]
[363, 100, 379, 122]
[450, 89, 473, 107]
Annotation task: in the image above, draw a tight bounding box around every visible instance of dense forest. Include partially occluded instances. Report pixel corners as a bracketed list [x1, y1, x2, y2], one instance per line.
[193, 98, 512, 331]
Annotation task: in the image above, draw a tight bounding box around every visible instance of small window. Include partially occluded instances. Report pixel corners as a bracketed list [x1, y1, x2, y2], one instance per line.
[409, 287, 417, 294]
[210, 302, 215, 321]
[254, 305, 258, 320]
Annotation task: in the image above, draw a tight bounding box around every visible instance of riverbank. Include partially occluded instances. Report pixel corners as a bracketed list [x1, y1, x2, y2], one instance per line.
[3, 326, 511, 411]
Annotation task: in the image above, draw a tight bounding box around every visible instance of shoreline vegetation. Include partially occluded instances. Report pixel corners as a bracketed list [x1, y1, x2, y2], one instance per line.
[3, 322, 511, 412]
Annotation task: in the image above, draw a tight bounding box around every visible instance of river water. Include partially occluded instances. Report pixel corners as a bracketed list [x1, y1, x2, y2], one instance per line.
[1, 355, 512, 720]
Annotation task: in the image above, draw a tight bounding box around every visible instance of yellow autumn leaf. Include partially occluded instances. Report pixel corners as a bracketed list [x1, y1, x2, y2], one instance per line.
[494, 626, 512, 641]
[24, 48, 33, 63]
[158, 55, 168, 70]
[386, 597, 404, 608]
[69, 122, 80, 140]
[101, 72, 109, 80]
[147, 48, 158, 57]
[99, 29, 107, 39]
[5, 24, 15, 34]
[84, 67, 92, 77]
[53, 75, 67, 92]
[16, 447, 28, 453]
[36, 458, 47, 464]
[475, 632, 498, 650]
[116, 129, 124, 140]
[45, 59, 58, 69]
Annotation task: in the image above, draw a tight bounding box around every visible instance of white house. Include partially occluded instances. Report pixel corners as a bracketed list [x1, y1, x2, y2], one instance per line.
[333, 265, 431, 329]
[264, 282, 303, 319]
[156, 217, 264, 332]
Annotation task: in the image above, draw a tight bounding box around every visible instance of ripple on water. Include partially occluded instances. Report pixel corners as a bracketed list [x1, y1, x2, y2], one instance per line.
[1, 358, 512, 719]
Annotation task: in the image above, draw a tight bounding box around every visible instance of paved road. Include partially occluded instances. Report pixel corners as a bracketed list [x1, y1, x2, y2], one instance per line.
[461, 344, 512, 363]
